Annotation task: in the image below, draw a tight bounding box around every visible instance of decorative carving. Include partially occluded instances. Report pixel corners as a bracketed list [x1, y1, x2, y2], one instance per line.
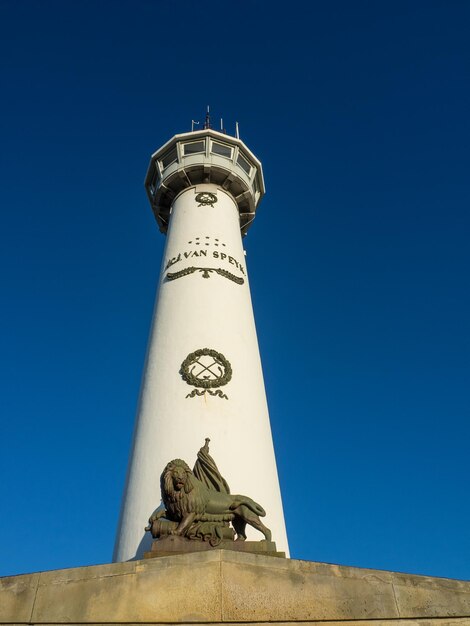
[180, 348, 232, 399]
[195, 192, 217, 207]
[166, 266, 244, 285]
[145, 439, 272, 545]
[185, 389, 228, 400]
[188, 237, 226, 247]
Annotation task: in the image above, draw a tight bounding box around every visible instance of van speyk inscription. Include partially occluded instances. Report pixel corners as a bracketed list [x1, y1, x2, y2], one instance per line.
[144, 439, 284, 557]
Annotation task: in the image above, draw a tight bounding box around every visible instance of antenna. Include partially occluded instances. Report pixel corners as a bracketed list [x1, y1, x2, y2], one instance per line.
[235, 121, 240, 139]
[220, 118, 223, 131]
[191, 120, 200, 132]
[203, 105, 211, 130]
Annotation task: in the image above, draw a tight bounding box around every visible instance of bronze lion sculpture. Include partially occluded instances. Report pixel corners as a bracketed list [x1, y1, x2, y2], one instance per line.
[147, 458, 271, 542]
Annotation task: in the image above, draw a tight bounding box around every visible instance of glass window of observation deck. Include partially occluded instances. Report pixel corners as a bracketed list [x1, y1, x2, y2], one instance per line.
[211, 141, 232, 158]
[149, 167, 160, 196]
[183, 140, 205, 155]
[237, 153, 252, 175]
[160, 147, 177, 169]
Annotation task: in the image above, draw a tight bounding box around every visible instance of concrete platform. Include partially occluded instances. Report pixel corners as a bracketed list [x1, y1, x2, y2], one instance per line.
[1, 550, 469, 624]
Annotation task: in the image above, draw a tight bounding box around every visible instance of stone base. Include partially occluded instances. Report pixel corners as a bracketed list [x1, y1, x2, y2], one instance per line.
[2, 551, 470, 624]
[144, 535, 285, 558]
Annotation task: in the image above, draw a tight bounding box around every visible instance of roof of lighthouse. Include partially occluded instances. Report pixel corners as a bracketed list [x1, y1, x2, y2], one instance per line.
[144, 129, 265, 235]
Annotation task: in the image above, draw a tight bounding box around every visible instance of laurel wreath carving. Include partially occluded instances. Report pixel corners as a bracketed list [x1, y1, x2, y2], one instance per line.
[166, 266, 244, 285]
[195, 192, 217, 207]
[180, 348, 232, 390]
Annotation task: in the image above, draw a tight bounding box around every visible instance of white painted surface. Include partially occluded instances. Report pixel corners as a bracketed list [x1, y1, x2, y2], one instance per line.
[113, 184, 289, 561]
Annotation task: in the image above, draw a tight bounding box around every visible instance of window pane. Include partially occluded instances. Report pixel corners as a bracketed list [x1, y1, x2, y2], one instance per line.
[237, 153, 251, 175]
[151, 168, 160, 186]
[161, 147, 177, 168]
[212, 142, 232, 158]
[183, 141, 205, 155]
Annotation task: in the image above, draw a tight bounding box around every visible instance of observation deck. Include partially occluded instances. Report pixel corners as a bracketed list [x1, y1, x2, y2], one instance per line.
[144, 129, 265, 235]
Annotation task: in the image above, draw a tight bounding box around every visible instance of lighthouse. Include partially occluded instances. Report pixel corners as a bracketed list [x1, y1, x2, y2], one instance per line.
[113, 120, 289, 561]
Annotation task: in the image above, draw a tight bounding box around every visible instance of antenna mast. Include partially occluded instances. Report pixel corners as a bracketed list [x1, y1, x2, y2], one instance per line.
[203, 105, 211, 130]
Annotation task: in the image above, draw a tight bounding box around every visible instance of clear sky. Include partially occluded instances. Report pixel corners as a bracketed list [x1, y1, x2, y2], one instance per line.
[1, 0, 469, 580]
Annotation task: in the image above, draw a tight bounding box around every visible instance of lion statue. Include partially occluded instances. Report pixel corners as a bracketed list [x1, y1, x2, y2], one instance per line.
[146, 441, 272, 543]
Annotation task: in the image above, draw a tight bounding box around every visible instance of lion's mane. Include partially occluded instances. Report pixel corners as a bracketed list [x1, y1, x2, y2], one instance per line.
[161, 459, 233, 523]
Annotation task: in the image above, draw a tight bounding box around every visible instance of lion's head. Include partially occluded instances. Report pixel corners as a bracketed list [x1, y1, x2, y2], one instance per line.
[161, 459, 194, 498]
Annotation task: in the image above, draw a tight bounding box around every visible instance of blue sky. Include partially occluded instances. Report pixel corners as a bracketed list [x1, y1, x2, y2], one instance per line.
[1, 0, 469, 579]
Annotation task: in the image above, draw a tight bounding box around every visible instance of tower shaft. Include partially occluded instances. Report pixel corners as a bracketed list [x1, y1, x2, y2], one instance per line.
[114, 131, 288, 561]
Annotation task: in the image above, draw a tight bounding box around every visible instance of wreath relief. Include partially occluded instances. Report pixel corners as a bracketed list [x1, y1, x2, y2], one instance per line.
[195, 192, 217, 207]
[180, 348, 232, 399]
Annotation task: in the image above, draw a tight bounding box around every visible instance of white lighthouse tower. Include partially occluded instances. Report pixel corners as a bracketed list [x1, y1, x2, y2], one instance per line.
[113, 118, 289, 561]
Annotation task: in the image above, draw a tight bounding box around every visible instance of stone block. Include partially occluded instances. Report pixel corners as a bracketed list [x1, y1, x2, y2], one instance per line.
[220, 554, 399, 621]
[0, 572, 39, 622]
[392, 571, 470, 618]
[31, 552, 222, 623]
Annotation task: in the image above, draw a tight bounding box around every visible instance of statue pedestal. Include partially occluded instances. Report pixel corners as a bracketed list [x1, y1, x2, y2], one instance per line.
[145, 536, 285, 558]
